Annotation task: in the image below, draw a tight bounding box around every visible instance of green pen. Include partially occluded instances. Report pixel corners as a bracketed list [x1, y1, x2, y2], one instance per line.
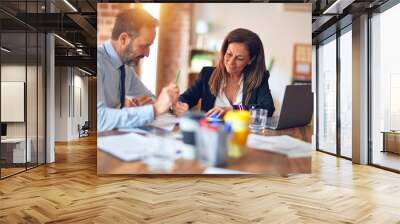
[175, 69, 181, 84]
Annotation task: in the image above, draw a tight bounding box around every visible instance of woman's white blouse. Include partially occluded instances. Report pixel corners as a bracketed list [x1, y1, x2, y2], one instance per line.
[214, 77, 243, 108]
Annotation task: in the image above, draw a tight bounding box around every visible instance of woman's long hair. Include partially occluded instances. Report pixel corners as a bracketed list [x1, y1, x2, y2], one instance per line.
[209, 28, 267, 104]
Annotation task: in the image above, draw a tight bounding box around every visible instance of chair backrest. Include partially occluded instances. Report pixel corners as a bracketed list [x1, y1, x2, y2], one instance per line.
[82, 121, 90, 129]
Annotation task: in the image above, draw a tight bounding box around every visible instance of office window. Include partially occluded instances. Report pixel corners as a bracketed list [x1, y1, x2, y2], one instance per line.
[371, 3, 400, 171]
[317, 37, 337, 154]
[37, 32, 46, 165]
[312, 45, 317, 149]
[27, 31, 38, 169]
[0, 1, 46, 179]
[1, 31, 28, 178]
[339, 29, 352, 158]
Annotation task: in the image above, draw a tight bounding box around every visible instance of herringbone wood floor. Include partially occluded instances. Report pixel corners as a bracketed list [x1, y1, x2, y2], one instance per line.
[1, 134, 400, 223]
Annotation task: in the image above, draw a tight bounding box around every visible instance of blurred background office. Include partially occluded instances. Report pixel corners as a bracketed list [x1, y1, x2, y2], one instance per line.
[97, 3, 312, 115]
[312, 0, 400, 172]
[0, 0, 97, 179]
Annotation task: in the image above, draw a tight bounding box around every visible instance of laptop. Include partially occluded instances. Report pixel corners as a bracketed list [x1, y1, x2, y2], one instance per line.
[1, 123, 7, 140]
[265, 84, 313, 130]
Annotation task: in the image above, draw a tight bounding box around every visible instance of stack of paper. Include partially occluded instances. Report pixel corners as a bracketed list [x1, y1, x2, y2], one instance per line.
[246, 134, 312, 158]
[98, 132, 187, 162]
[150, 113, 180, 131]
[98, 133, 151, 161]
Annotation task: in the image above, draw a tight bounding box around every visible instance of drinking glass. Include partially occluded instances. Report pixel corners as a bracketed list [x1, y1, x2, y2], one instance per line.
[249, 108, 268, 132]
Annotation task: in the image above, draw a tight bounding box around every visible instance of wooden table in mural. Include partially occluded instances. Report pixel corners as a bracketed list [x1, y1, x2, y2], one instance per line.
[97, 125, 312, 176]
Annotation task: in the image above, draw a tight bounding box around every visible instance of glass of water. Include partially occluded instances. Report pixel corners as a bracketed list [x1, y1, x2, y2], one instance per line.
[249, 108, 268, 132]
[142, 135, 176, 173]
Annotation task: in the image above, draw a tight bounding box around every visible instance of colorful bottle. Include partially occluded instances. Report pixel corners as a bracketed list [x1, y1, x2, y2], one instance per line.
[223, 111, 251, 158]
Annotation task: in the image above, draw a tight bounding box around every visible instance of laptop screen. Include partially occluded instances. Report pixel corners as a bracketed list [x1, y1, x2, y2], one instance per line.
[1, 123, 7, 137]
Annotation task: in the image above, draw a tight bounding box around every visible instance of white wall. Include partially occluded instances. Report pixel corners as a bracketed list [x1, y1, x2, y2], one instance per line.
[193, 3, 311, 114]
[1, 64, 45, 163]
[73, 73, 89, 137]
[1, 65, 29, 137]
[54, 67, 89, 141]
[55, 67, 68, 141]
[140, 3, 160, 95]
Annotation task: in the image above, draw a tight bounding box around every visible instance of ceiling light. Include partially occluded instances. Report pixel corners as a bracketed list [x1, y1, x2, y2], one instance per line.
[63, 0, 78, 12]
[1, 47, 11, 53]
[323, 0, 354, 15]
[78, 67, 92, 76]
[54, 34, 75, 48]
[323, 0, 341, 14]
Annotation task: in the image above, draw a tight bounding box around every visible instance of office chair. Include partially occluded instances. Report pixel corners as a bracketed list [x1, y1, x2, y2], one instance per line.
[78, 121, 90, 138]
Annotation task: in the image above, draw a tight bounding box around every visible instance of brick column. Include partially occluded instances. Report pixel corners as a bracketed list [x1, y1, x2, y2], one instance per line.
[156, 3, 192, 95]
[98, 3, 193, 95]
[97, 3, 142, 75]
[97, 3, 135, 45]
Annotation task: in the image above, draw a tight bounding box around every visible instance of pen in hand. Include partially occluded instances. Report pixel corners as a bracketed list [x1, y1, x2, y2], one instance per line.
[175, 69, 181, 84]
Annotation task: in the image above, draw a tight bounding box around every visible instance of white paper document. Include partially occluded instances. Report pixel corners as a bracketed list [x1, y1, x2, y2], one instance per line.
[98, 132, 186, 162]
[118, 128, 150, 135]
[246, 134, 312, 158]
[98, 133, 151, 161]
[203, 167, 251, 174]
[150, 113, 180, 131]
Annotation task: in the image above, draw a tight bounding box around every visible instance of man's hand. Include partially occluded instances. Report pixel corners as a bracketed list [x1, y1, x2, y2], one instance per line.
[124, 97, 139, 107]
[165, 84, 180, 104]
[153, 83, 180, 117]
[172, 101, 189, 117]
[125, 96, 154, 107]
[135, 96, 154, 105]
